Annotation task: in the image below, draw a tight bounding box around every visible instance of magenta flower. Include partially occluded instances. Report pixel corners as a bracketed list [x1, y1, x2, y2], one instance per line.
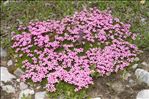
[12, 7, 141, 92]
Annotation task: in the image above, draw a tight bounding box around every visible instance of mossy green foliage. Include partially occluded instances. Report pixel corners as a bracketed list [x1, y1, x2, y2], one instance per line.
[1, 1, 149, 50]
[47, 82, 89, 99]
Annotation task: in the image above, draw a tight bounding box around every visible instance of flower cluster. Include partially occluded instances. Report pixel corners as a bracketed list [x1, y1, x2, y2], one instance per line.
[12, 8, 141, 92]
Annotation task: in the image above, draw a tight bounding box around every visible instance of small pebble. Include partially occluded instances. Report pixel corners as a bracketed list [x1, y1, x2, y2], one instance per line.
[14, 68, 24, 77]
[7, 60, 13, 66]
[20, 82, 28, 90]
[132, 64, 138, 69]
[35, 91, 46, 99]
[134, 57, 140, 61]
[2, 85, 16, 93]
[142, 62, 148, 67]
[19, 89, 34, 99]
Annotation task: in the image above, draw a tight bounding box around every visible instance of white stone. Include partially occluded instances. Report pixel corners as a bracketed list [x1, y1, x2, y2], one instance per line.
[14, 68, 24, 77]
[2, 85, 16, 93]
[20, 82, 28, 90]
[0, 47, 7, 57]
[17, 79, 21, 82]
[142, 62, 148, 67]
[134, 57, 140, 61]
[19, 89, 34, 99]
[141, 17, 146, 24]
[3, 0, 9, 6]
[7, 60, 13, 66]
[132, 64, 138, 69]
[36, 86, 41, 90]
[136, 89, 149, 99]
[135, 69, 149, 86]
[35, 91, 46, 99]
[0, 67, 16, 82]
[0, 82, 4, 86]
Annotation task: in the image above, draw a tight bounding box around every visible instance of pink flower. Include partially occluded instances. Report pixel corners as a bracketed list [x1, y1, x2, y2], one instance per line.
[12, 8, 140, 92]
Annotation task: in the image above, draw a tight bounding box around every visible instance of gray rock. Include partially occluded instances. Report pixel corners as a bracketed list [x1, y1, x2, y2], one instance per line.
[36, 86, 41, 90]
[20, 82, 28, 90]
[14, 68, 24, 77]
[19, 89, 34, 99]
[141, 62, 149, 71]
[141, 17, 147, 25]
[0, 82, 4, 86]
[142, 62, 148, 67]
[7, 60, 13, 66]
[35, 91, 46, 99]
[0, 67, 16, 82]
[134, 57, 140, 61]
[0, 47, 7, 58]
[16, 79, 21, 82]
[135, 69, 149, 86]
[3, 0, 10, 6]
[136, 89, 149, 99]
[2, 85, 16, 93]
[132, 64, 138, 69]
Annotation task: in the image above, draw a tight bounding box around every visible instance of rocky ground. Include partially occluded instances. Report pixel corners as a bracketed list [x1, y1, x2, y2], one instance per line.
[0, 47, 149, 99]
